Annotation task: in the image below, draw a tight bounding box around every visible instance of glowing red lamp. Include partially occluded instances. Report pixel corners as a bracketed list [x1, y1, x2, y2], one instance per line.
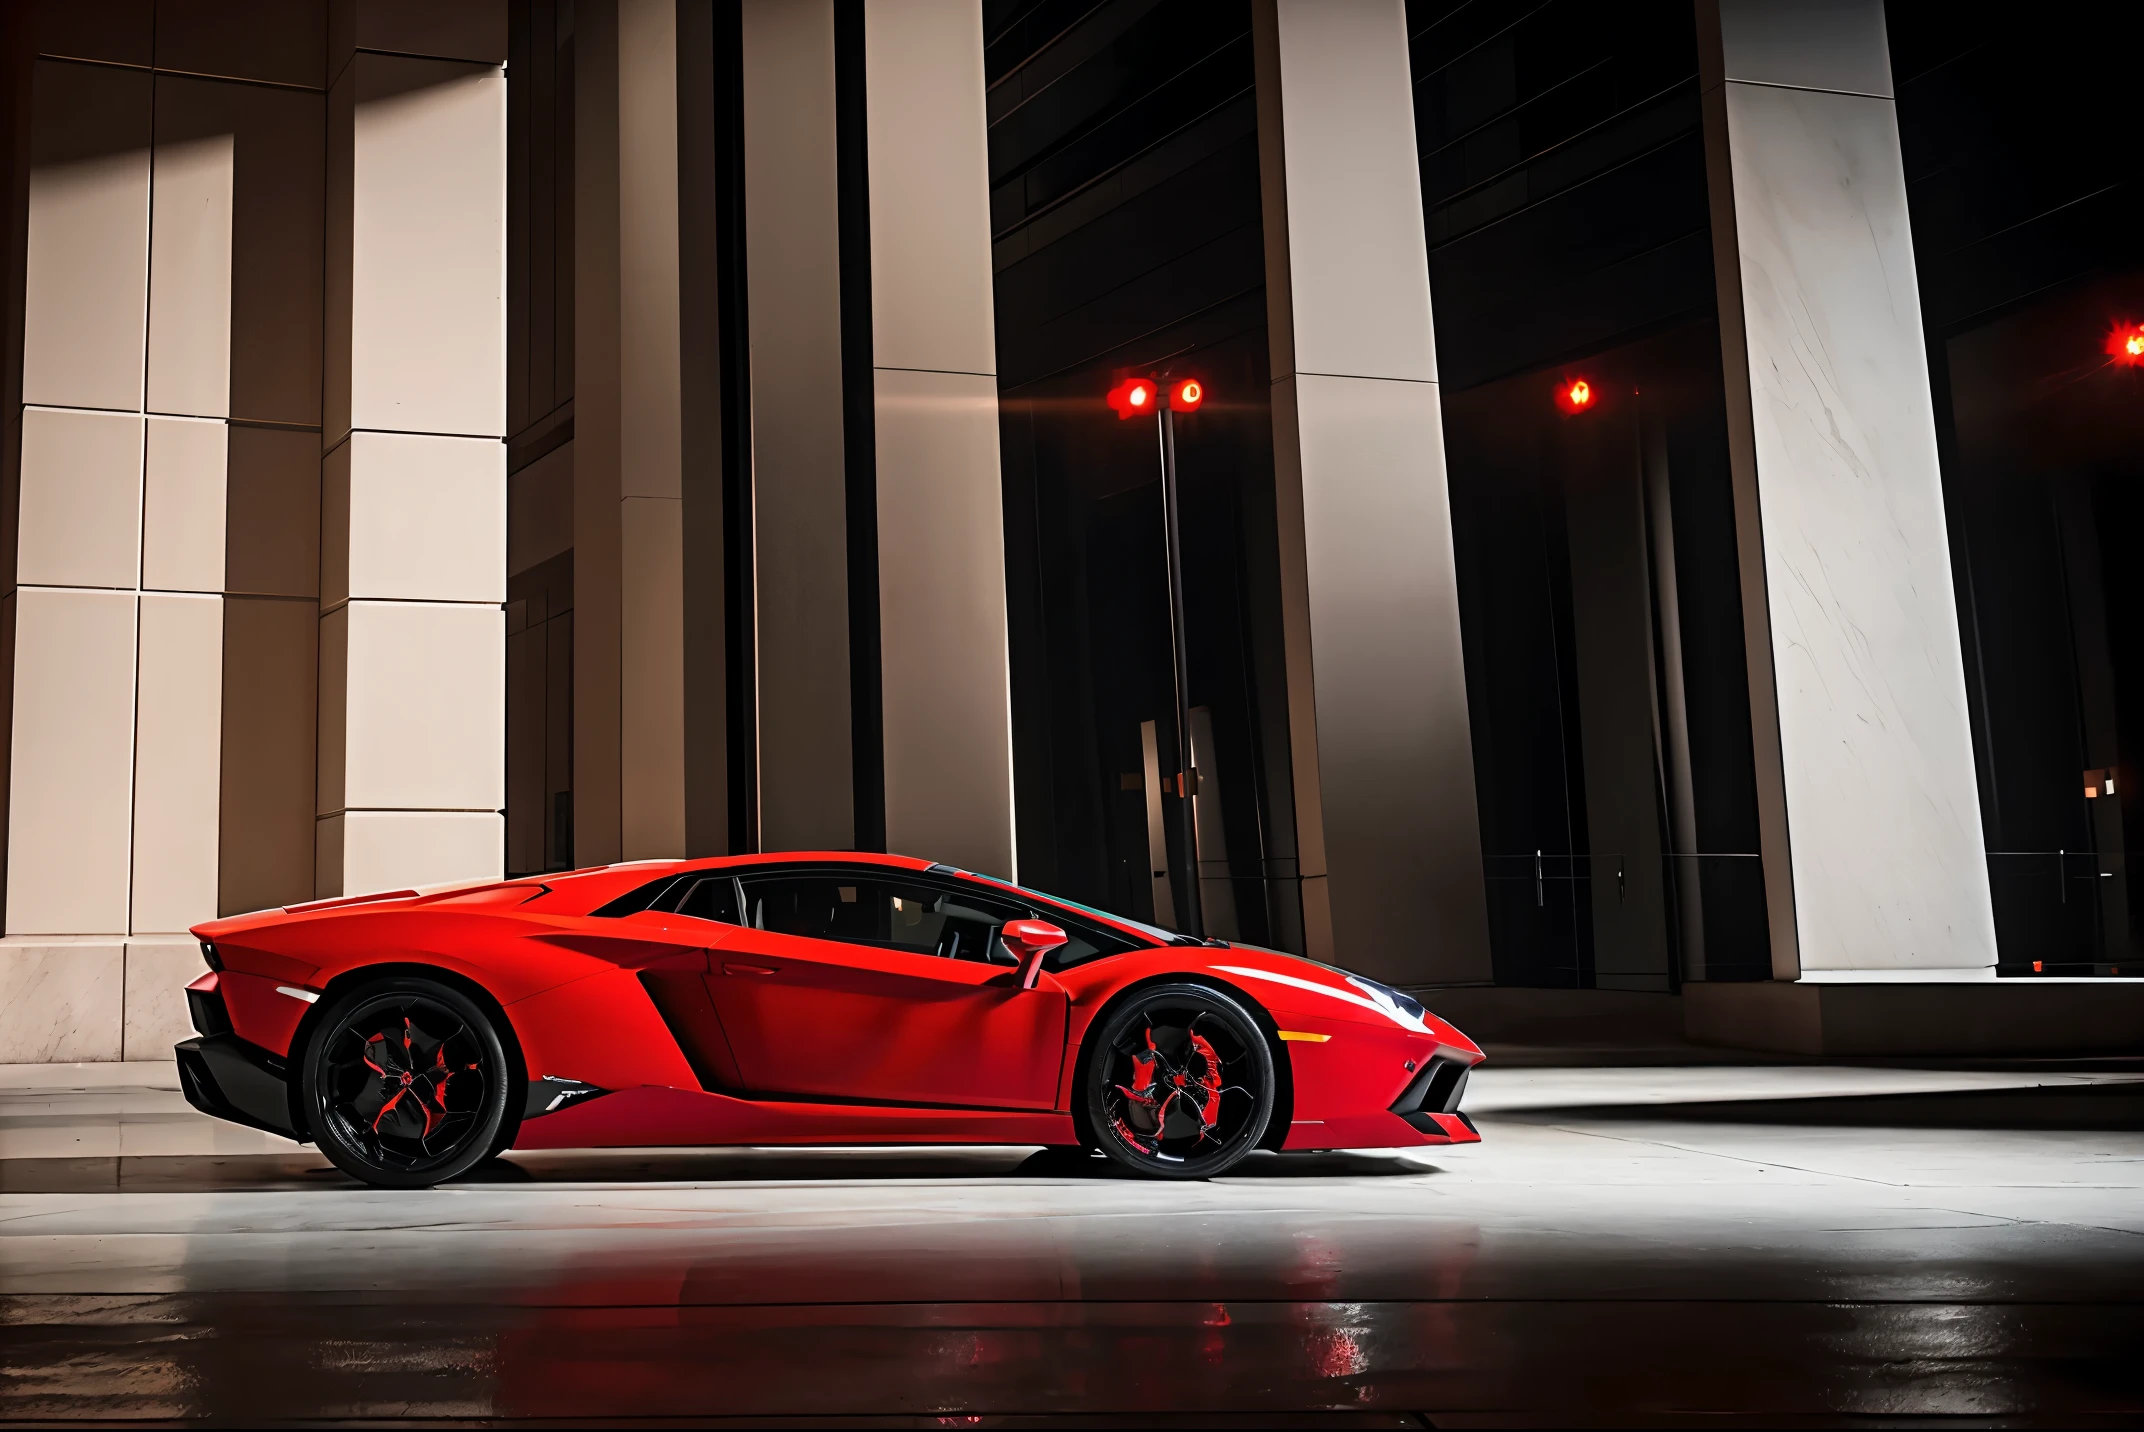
[1107, 377, 1158, 420]
[1555, 377, 1596, 415]
[2109, 322, 2144, 368]
[1171, 378, 1204, 413]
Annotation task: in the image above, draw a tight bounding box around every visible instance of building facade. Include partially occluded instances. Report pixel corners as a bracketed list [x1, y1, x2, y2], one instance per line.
[0, 0, 2137, 1064]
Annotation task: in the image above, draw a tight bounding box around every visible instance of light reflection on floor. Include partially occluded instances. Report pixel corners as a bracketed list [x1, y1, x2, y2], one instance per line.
[2, 1061, 2141, 1425]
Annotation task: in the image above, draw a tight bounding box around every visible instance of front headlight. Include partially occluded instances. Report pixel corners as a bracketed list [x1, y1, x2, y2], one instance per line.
[1346, 974, 1426, 1024]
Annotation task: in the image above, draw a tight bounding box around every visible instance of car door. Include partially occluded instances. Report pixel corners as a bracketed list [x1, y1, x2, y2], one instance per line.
[703, 868, 1067, 1108]
[620, 873, 750, 1089]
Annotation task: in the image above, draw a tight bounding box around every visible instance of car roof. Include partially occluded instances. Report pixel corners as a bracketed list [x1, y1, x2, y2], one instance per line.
[556, 850, 1168, 944]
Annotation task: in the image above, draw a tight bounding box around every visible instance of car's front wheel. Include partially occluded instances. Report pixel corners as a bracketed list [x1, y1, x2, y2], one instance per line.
[1084, 982, 1275, 1179]
[301, 975, 512, 1189]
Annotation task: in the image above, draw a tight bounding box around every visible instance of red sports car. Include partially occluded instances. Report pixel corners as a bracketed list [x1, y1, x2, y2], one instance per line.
[175, 852, 1484, 1188]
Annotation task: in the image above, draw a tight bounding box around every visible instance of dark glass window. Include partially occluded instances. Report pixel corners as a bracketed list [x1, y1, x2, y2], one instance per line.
[590, 874, 682, 919]
[673, 875, 740, 925]
[739, 875, 1028, 965]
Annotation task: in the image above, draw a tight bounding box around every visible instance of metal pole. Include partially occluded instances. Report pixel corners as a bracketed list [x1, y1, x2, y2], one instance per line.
[1158, 397, 1204, 938]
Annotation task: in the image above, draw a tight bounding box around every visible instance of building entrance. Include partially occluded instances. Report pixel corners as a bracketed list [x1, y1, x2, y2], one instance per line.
[1443, 323, 1770, 988]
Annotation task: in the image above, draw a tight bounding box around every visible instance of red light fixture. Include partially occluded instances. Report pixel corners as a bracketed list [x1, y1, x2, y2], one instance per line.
[1172, 378, 1204, 413]
[2109, 321, 2144, 367]
[1107, 377, 1158, 420]
[1555, 376, 1596, 415]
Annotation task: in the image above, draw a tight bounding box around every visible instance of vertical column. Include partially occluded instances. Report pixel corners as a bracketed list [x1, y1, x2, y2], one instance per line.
[158, 11, 328, 1063]
[741, 0, 853, 854]
[319, 5, 507, 896]
[574, 0, 705, 866]
[1252, 0, 1492, 981]
[1699, 0, 1997, 978]
[860, 0, 1016, 879]
[3, 51, 149, 1059]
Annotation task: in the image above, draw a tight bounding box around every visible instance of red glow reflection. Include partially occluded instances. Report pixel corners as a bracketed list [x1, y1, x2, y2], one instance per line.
[2107, 322, 2144, 367]
[1555, 377, 1596, 414]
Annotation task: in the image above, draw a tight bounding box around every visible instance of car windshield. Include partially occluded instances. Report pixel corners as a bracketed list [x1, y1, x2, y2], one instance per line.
[970, 876, 1201, 948]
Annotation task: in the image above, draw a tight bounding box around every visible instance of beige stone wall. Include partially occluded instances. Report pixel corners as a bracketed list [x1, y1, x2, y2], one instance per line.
[0, 1, 507, 1062]
[0, 0, 1027, 1062]
[1, 3, 328, 1061]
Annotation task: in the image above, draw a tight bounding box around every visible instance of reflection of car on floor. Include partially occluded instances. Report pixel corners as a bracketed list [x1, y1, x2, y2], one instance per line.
[175, 852, 1484, 1188]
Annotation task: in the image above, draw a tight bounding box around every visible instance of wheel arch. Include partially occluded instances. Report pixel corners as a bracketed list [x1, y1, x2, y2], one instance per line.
[285, 960, 529, 1148]
[1067, 971, 1294, 1152]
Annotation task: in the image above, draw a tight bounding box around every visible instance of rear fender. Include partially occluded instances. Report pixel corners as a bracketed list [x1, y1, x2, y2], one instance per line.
[505, 964, 704, 1094]
[219, 909, 626, 1008]
[281, 961, 531, 1145]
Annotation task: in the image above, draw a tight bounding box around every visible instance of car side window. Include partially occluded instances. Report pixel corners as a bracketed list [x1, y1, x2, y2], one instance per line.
[672, 875, 740, 925]
[1037, 922, 1138, 971]
[737, 874, 1027, 964]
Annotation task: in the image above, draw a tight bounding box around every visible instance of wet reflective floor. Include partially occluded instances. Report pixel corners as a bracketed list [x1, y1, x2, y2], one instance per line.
[4, 1060, 2142, 1426]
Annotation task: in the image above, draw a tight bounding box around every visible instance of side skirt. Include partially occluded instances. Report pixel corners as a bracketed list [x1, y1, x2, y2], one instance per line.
[511, 1084, 1078, 1151]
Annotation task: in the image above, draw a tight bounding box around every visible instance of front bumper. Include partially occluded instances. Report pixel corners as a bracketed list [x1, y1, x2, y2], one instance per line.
[1276, 1015, 1484, 1150]
[1390, 1055, 1473, 1133]
[175, 1034, 302, 1140]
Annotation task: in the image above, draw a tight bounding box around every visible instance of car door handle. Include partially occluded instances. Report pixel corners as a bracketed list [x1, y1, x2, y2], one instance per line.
[722, 960, 780, 975]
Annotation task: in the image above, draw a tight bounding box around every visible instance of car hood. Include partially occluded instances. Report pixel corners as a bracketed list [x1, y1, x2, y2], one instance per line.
[1176, 943, 1482, 1056]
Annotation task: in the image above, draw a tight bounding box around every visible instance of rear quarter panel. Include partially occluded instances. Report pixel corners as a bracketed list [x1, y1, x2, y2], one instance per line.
[199, 897, 715, 1083]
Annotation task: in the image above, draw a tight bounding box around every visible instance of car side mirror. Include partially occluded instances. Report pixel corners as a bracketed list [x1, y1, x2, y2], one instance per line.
[1000, 919, 1067, 990]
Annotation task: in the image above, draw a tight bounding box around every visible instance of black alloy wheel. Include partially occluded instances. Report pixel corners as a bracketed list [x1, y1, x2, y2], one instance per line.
[301, 975, 512, 1189]
[1085, 982, 1275, 1179]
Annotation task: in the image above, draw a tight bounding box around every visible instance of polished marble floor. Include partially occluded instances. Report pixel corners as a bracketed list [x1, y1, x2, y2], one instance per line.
[3, 1057, 2141, 1425]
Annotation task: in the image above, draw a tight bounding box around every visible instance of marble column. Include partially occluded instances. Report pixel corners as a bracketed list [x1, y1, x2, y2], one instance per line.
[860, 0, 1017, 880]
[1699, 0, 1997, 977]
[1252, 0, 1492, 981]
[317, 4, 507, 897]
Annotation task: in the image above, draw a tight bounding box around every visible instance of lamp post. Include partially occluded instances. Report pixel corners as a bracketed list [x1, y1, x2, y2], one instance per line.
[1157, 378, 1204, 939]
[1107, 374, 1208, 938]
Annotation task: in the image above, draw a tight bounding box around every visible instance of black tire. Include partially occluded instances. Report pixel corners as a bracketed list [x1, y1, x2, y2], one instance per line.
[1084, 982, 1275, 1179]
[300, 975, 512, 1189]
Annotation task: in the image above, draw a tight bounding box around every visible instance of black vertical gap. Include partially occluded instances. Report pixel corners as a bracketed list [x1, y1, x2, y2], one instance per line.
[1635, 398, 1684, 995]
[1541, 446, 1594, 991]
[834, 1, 885, 853]
[1927, 331, 2001, 849]
[712, 0, 759, 853]
[677, 0, 725, 857]
[0, 1, 32, 931]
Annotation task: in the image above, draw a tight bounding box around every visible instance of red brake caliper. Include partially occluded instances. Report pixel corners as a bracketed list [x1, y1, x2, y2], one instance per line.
[1110, 1027, 1164, 1153]
[1188, 1030, 1224, 1141]
[365, 1031, 407, 1133]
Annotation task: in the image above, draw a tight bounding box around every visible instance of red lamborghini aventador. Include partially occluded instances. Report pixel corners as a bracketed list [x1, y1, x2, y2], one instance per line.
[175, 852, 1483, 1188]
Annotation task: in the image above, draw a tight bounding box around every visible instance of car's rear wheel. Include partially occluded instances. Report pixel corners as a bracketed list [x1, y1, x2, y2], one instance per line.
[301, 975, 511, 1189]
[1084, 982, 1275, 1179]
